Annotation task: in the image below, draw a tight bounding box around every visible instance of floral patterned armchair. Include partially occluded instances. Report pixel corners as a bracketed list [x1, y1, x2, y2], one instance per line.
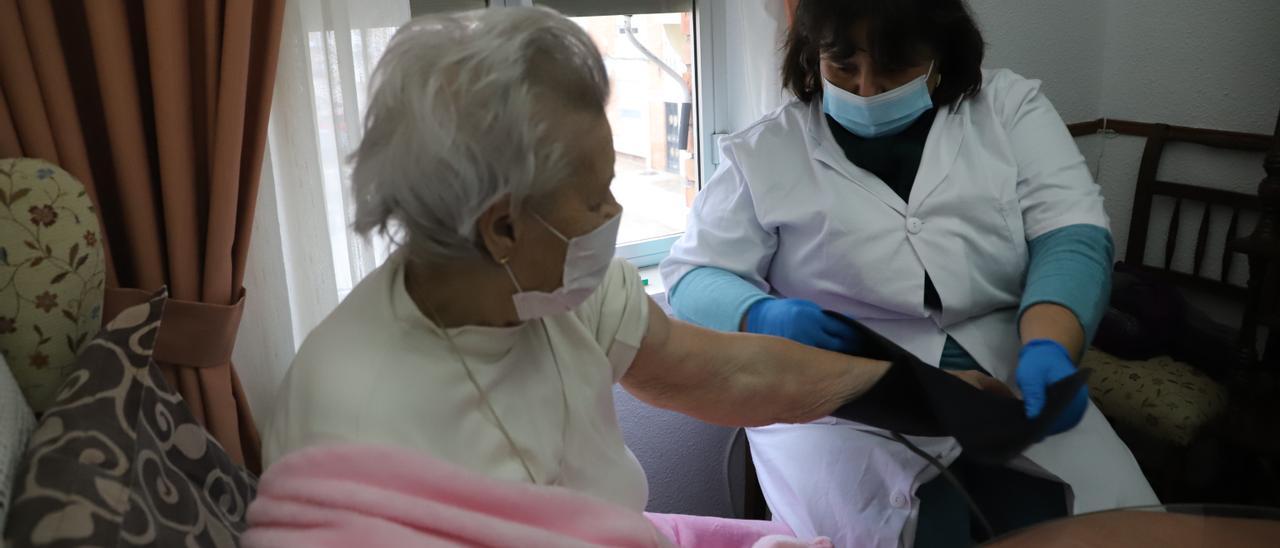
[0, 158, 106, 412]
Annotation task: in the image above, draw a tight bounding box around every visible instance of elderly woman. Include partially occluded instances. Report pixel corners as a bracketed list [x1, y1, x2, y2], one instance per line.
[263, 7, 1000, 513]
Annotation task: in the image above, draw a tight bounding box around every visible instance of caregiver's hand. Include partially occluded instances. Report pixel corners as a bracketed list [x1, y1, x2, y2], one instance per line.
[1016, 339, 1088, 435]
[743, 299, 861, 353]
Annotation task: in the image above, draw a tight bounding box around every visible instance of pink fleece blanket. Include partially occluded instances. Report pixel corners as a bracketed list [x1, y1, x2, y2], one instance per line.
[244, 443, 831, 548]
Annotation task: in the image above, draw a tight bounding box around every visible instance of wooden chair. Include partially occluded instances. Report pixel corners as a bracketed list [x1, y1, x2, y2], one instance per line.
[1217, 111, 1280, 506]
[1071, 118, 1275, 503]
[1102, 120, 1275, 373]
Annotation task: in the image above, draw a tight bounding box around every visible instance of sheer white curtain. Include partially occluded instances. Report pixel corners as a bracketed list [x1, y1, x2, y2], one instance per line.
[235, 0, 412, 423]
[265, 0, 411, 338]
[291, 0, 409, 302]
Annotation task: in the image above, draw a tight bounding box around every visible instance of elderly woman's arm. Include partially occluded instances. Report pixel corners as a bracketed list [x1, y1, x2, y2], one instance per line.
[620, 298, 898, 427]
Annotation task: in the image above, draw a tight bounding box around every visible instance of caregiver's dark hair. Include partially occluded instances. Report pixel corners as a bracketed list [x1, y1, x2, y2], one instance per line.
[782, 0, 985, 107]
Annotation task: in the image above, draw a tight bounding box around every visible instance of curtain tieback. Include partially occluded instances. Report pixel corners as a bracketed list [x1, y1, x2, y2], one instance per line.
[104, 288, 246, 368]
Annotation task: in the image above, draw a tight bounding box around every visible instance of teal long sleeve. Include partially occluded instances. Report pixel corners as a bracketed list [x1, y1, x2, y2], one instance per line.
[1019, 224, 1114, 344]
[666, 266, 771, 333]
[666, 225, 1112, 364]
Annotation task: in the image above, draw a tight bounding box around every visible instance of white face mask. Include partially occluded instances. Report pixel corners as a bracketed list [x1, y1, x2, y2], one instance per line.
[503, 210, 621, 320]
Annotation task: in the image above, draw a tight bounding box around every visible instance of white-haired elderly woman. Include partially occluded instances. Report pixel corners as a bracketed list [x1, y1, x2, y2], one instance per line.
[263, 7, 996, 511]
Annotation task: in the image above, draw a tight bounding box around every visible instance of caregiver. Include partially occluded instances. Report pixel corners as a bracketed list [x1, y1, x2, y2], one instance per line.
[661, 1, 1158, 547]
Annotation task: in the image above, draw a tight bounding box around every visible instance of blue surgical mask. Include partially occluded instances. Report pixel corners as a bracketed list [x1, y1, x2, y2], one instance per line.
[822, 63, 935, 138]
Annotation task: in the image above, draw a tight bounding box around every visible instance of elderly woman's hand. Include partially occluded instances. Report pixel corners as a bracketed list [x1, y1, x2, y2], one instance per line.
[947, 369, 1015, 398]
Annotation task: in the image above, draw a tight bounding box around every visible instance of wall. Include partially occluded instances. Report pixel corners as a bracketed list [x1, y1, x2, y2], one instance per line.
[1099, 0, 1280, 135]
[1094, 0, 1278, 281]
[970, 0, 1109, 123]
[719, 0, 789, 132]
[615, 383, 740, 516]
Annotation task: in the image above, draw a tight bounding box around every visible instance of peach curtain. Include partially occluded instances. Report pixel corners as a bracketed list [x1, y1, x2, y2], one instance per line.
[0, 0, 286, 472]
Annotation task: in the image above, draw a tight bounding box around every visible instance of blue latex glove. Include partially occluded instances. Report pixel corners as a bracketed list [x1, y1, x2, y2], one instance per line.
[1016, 339, 1089, 436]
[744, 298, 861, 353]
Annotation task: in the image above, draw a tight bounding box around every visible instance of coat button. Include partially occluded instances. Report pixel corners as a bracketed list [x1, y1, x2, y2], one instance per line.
[906, 217, 924, 234]
[890, 492, 909, 508]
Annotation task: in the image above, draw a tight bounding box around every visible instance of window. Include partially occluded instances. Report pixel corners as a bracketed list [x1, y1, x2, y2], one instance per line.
[533, 1, 704, 266]
[556, 9, 700, 265]
[444, 1, 708, 268]
[306, 0, 714, 298]
[410, 0, 486, 13]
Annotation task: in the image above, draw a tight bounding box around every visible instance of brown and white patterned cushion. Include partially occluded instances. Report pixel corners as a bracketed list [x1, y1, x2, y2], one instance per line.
[3, 291, 256, 547]
[1084, 349, 1228, 447]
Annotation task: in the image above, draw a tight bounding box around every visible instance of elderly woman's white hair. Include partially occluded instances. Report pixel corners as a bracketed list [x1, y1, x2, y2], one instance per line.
[351, 7, 610, 262]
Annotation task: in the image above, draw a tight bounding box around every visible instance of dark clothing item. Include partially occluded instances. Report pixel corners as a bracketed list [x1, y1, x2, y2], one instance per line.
[913, 455, 1069, 548]
[824, 313, 1074, 545]
[1093, 263, 1238, 379]
[826, 111, 944, 310]
[825, 312, 1088, 463]
[912, 342, 1070, 548]
[826, 109, 938, 203]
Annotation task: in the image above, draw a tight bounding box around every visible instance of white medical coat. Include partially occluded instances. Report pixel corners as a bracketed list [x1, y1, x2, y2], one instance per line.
[661, 69, 1158, 547]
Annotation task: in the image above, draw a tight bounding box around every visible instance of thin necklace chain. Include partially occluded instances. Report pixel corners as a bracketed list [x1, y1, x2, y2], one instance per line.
[421, 298, 570, 486]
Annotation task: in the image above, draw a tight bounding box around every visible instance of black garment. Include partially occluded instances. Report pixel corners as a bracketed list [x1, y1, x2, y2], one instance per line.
[824, 312, 1089, 463]
[1094, 263, 1238, 380]
[825, 312, 1077, 544]
[826, 111, 944, 310]
[826, 109, 937, 203]
[913, 455, 1069, 548]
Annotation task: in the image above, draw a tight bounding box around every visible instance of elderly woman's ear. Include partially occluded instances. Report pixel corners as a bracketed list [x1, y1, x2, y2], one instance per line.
[476, 194, 517, 263]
